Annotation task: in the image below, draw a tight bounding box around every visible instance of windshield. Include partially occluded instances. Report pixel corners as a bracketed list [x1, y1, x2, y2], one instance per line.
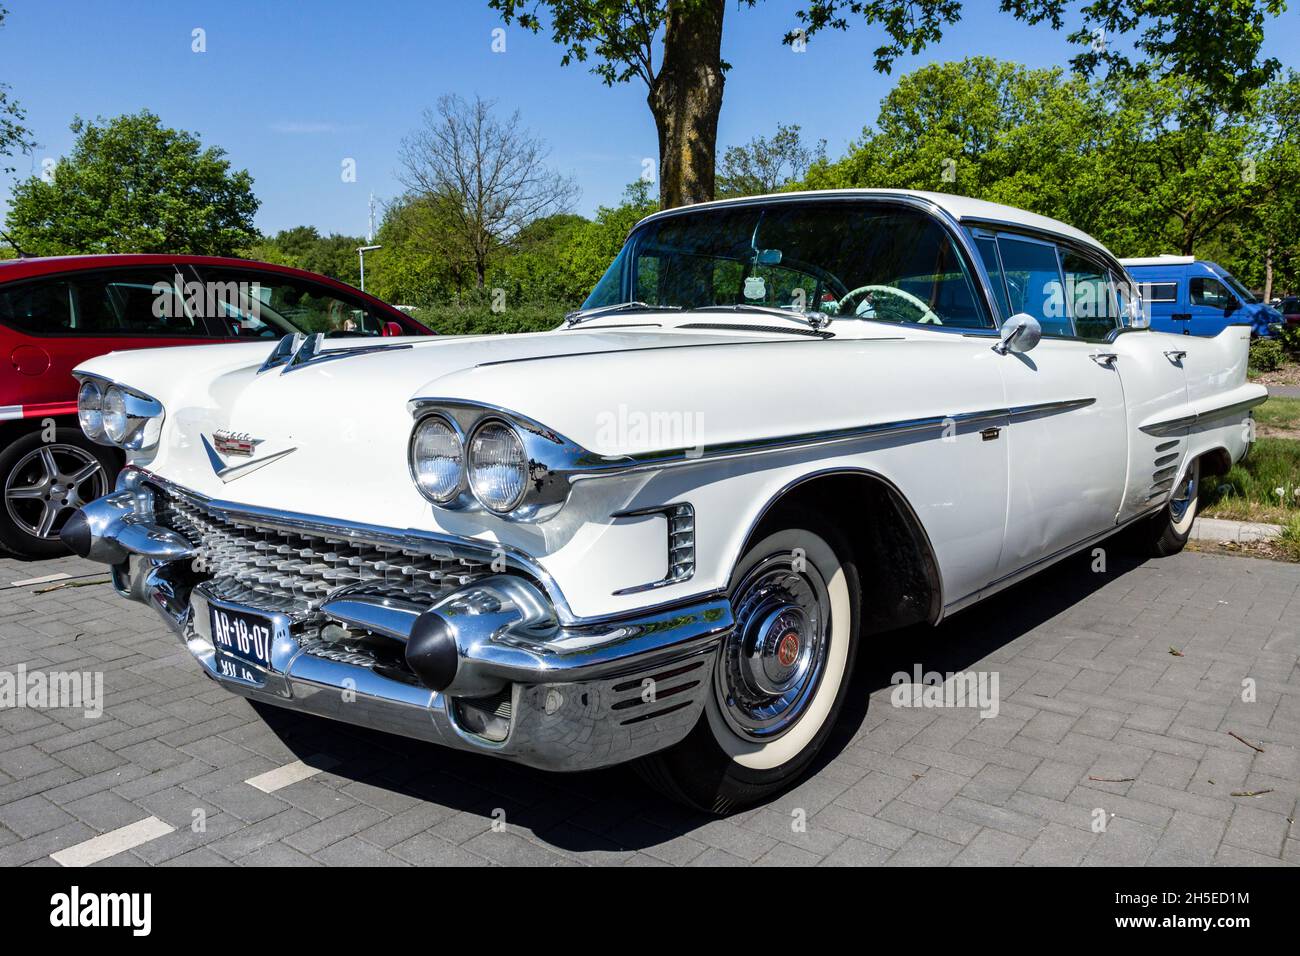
[1219, 271, 1258, 304]
[583, 200, 992, 329]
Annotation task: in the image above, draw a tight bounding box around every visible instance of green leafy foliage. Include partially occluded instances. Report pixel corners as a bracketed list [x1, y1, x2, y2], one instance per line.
[1249, 338, 1284, 372]
[802, 59, 1300, 293]
[5, 111, 258, 256]
[788, 0, 1284, 110]
[245, 227, 365, 286]
[0, 6, 34, 174]
[717, 123, 826, 198]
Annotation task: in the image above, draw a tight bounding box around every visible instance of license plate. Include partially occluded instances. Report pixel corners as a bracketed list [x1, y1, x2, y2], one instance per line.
[209, 605, 275, 684]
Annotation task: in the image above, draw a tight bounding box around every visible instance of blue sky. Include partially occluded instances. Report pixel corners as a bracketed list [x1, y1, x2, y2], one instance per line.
[2, 0, 1297, 236]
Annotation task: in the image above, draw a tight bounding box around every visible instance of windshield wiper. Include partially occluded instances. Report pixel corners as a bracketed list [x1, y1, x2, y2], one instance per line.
[563, 301, 682, 327]
[688, 303, 832, 331]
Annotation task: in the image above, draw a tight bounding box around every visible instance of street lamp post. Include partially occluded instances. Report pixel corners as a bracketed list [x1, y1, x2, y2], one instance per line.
[357, 244, 381, 292]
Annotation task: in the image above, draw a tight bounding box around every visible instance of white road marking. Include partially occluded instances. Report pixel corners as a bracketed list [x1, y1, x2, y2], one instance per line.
[10, 572, 72, 587]
[51, 816, 175, 867]
[245, 755, 339, 793]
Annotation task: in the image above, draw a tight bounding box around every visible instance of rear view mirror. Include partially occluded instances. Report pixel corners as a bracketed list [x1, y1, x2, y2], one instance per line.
[754, 249, 782, 266]
[993, 313, 1042, 354]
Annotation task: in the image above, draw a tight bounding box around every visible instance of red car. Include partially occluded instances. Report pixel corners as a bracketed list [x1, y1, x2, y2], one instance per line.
[1279, 296, 1300, 326]
[0, 254, 431, 558]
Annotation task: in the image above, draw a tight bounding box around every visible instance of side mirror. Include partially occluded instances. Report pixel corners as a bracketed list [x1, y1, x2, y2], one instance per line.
[382, 321, 404, 337]
[1224, 302, 1239, 317]
[993, 313, 1042, 354]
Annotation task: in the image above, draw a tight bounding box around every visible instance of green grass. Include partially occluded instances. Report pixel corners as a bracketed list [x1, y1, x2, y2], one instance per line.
[1199, 436, 1300, 524]
[1251, 396, 1300, 432]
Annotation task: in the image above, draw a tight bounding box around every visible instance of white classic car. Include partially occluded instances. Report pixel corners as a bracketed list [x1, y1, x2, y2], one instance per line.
[64, 190, 1263, 812]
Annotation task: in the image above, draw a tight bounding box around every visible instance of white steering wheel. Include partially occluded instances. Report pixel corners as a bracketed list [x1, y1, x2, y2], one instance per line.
[838, 285, 943, 325]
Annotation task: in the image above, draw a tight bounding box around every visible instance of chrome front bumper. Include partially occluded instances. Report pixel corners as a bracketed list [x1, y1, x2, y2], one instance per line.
[67, 472, 732, 772]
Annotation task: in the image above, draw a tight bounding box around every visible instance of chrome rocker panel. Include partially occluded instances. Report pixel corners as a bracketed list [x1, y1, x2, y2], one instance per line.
[72, 474, 732, 772]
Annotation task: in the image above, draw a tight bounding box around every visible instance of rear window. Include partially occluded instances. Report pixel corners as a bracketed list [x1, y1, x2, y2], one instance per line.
[0, 279, 74, 334]
[0, 269, 211, 336]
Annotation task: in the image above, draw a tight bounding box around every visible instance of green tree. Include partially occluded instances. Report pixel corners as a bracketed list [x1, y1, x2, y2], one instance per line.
[397, 94, 577, 288]
[0, 6, 34, 174]
[716, 123, 825, 198]
[492, 0, 1285, 209]
[803, 58, 1295, 282]
[6, 111, 258, 255]
[243, 226, 367, 285]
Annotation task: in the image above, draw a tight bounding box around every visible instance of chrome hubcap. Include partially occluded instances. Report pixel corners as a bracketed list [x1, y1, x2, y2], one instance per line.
[1170, 461, 1199, 523]
[717, 552, 831, 741]
[4, 445, 106, 540]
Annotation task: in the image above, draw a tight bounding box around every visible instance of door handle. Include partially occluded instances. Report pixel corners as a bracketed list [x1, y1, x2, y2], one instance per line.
[1164, 349, 1187, 363]
[1090, 352, 1118, 367]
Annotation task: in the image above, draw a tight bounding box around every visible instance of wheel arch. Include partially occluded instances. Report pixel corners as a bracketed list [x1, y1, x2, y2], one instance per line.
[738, 468, 944, 631]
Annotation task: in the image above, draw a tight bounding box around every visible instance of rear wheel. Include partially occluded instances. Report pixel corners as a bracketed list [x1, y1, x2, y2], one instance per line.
[1135, 456, 1200, 557]
[636, 512, 860, 813]
[0, 428, 117, 559]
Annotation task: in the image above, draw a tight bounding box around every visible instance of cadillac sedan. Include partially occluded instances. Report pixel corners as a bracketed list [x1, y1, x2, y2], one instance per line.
[61, 190, 1263, 812]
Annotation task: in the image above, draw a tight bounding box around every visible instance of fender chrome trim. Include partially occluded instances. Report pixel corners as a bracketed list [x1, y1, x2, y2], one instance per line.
[1140, 389, 1267, 437]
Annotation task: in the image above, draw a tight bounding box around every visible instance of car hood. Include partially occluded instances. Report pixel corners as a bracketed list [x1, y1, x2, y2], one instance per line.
[78, 321, 920, 526]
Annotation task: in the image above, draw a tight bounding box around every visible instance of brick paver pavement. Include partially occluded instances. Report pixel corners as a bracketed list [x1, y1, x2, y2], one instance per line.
[0, 547, 1296, 866]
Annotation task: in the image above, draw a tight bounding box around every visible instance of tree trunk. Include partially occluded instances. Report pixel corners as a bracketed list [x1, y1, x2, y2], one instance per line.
[649, 0, 726, 210]
[1263, 245, 1274, 302]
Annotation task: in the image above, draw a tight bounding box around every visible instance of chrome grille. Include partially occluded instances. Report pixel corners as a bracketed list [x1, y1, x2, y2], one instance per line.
[155, 489, 489, 613]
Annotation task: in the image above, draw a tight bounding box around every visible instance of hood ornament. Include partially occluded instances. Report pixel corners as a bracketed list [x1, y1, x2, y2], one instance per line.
[258, 331, 413, 375]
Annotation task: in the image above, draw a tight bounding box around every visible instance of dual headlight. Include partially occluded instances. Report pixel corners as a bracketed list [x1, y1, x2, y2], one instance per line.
[410, 414, 530, 514]
[76, 377, 164, 450]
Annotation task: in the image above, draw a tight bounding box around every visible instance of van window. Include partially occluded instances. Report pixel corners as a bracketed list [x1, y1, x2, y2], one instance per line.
[1189, 276, 1233, 309]
[996, 236, 1070, 336]
[1141, 282, 1177, 303]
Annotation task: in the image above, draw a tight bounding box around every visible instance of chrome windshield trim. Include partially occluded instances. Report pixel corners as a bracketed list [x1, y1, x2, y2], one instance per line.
[1140, 395, 1266, 437]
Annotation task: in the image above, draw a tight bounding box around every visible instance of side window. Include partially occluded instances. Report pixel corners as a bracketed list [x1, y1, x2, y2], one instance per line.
[195, 271, 380, 338]
[1111, 270, 1143, 327]
[996, 236, 1070, 336]
[1189, 276, 1233, 309]
[0, 279, 74, 335]
[1061, 251, 1120, 339]
[974, 236, 1010, 319]
[71, 269, 207, 336]
[1141, 282, 1178, 303]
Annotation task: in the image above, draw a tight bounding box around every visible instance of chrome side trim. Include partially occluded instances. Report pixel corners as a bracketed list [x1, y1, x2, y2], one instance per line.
[407, 397, 1098, 483]
[1140, 395, 1267, 437]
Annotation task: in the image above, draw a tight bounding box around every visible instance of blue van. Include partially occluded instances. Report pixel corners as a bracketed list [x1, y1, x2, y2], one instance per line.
[1120, 257, 1281, 337]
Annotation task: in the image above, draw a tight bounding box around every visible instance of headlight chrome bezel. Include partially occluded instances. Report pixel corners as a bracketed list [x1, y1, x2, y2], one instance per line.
[466, 418, 529, 514]
[74, 374, 165, 450]
[407, 402, 583, 522]
[408, 412, 466, 505]
[77, 379, 104, 439]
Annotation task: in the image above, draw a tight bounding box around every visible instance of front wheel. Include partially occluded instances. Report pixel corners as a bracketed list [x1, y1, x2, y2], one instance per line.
[1135, 456, 1201, 557]
[636, 513, 860, 813]
[0, 427, 118, 559]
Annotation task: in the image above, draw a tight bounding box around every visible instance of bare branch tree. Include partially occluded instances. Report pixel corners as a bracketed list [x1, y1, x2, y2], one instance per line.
[398, 94, 579, 288]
